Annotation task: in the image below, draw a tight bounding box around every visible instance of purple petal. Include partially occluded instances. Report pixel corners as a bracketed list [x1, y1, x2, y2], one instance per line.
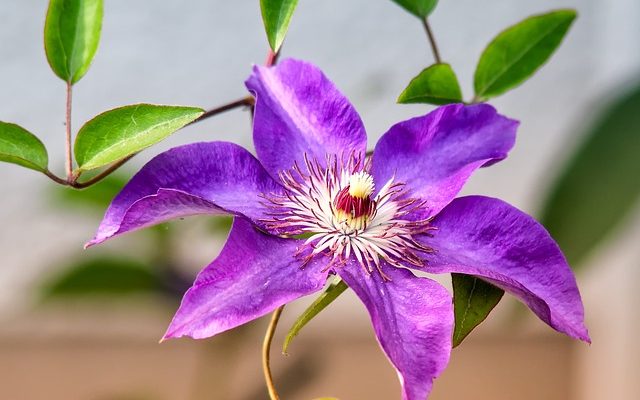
[371, 104, 518, 219]
[164, 218, 328, 339]
[422, 195, 589, 342]
[87, 141, 281, 247]
[338, 263, 453, 400]
[245, 58, 367, 178]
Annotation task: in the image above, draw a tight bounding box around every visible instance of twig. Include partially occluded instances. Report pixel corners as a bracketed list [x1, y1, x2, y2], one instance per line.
[65, 82, 73, 180]
[262, 305, 284, 400]
[72, 155, 134, 189]
[422, 18, 442, 64]
[265, 48, 280, 67]
[189, 96, 254, 126]
[44, 169, 70, 185]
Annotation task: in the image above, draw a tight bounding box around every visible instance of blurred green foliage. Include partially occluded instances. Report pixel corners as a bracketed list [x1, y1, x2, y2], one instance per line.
[52, 173, 128, 211]
[41, 173, 232, 302]
[41, 257, 165, 298]
[540, 82, 640, 268]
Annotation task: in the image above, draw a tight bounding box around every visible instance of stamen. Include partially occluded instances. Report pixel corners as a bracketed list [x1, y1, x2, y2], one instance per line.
[348, 171, 375, 198]
[262, 153, 434, 278]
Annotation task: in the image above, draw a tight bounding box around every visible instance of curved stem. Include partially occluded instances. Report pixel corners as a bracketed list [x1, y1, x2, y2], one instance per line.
[65, 82, 74, 180]
[190, 96, 254, 126]
[72, 155, 134, 189]
[44, 169, 70, 185]
[422, 18, 442, 64]
[262, 305, 284, 400]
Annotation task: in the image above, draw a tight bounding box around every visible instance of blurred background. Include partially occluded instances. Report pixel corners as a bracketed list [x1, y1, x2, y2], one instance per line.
[1, 0, 639, 399]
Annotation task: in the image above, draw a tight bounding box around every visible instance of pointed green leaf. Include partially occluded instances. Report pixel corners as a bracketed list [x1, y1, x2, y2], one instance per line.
[474, 9, 577, 100]
[74, 104, 203, 171]
[41, 257, 165, 299]
[0, 121, 48, 172]
[44, 0, 103, 84]
[283, 279, 348, 354]
[452, 273, 504, 347]
[260, 0, 299, 52]
[398, 63, 462, 105]
[390, 0, 438, 18]
[540, 84, 640, 268]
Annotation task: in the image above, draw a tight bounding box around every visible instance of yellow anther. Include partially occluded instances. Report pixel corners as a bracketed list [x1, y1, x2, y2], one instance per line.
[348, 172, 375, 199]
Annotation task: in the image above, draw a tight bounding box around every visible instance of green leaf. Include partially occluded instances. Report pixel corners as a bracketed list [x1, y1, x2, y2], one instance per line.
[0, 121, 48, 172]
[452, 273, 504, 347]
[398, 63, 462, 105]
[540, 83, 640, 268]
[390, 0, 438, 18]
[41, 257, 165, 299]
[260, 0, 299, 52]
[283, 279, 348, 354]
[44, 0, 104, 84]
[474, 9, 577, 100]
[74, 104, 203, 171]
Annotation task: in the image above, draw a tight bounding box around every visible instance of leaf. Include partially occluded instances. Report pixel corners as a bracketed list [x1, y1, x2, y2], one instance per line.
[0, 121, 48, 172]
[260, 0, 299, 52]
[452, 273, 504, 347]
[44, 0, 104, 84]
[397, 63, 462, 105]
[390, 0, 438, 18]
[540, 83, 640, 268]
[41, 257, 165, 299]
[74, 104, 203, 171]
[474, 9, 577, 100]
[283, 279, 348, 354]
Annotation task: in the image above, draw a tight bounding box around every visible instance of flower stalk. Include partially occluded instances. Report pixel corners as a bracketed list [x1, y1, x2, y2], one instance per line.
[262, 305, 284, 400]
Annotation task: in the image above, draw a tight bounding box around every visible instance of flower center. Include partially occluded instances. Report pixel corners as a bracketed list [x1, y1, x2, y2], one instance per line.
[261, 153, 434, 280]
[334, 172, 375, 231]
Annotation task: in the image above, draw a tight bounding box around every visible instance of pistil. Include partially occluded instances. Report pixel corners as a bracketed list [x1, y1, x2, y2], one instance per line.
[334, 172, 376, 231]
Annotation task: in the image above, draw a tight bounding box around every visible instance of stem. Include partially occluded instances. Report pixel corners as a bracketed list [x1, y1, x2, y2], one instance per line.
[44, 169, 70, 185]
[262, 305, 284, 400]
[72, 155, 134, 189]
[65, 82, 73, 180]
[265, 48, 280, 67]
[189, 96, 254, 126]
[47, 95, 255, 188]
[422, 18, 442, 64]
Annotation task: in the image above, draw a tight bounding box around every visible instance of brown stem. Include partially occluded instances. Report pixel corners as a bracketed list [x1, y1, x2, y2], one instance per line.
[262, 305, 284, 400]
[265, 48, 280, 67]
[65, 82, 73, 180]
[72, 155, 134, 189]
[47, 95, 255, 189]
[422, 18, 442, 64]
[189, 96, 254, 126]
[44, 169, 70, 185]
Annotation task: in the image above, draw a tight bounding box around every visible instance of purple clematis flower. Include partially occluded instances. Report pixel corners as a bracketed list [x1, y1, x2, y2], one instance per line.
[88, 59, 589, 400]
